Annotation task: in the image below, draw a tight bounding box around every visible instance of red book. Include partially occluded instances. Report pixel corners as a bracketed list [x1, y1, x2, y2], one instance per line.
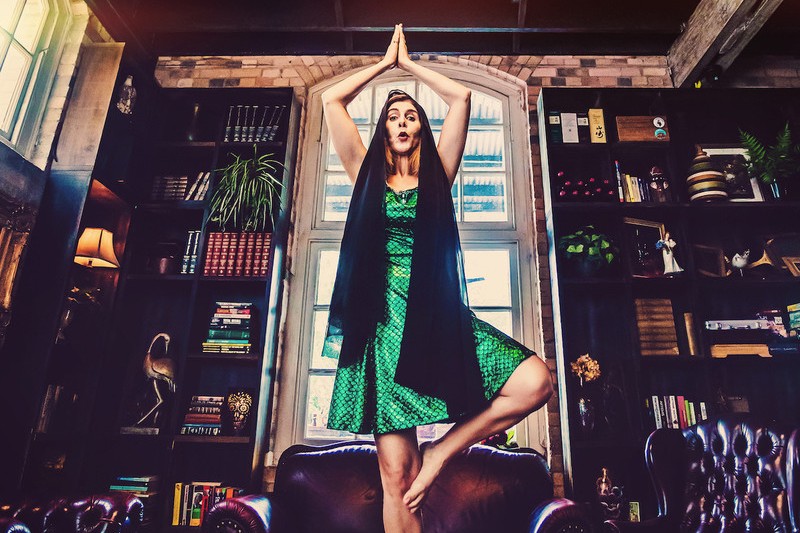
[676, 395, 687, 429]
[260, 232, 272, 277]
[225, 233, 239, 276]
[243, 232, 256, 277]
[253, 233, 263, 276]
[234, 232, 246, 276]
[204, 232, 217, 276]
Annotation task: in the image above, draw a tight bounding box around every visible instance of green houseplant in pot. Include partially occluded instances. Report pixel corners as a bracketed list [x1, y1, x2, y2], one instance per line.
[558, 225, 618, 276]
[209, 145, 286, 232]
[739, 122, 800, 200]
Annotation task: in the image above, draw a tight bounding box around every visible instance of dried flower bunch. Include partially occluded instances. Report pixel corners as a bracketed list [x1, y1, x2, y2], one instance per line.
[571, 353, 601, 385]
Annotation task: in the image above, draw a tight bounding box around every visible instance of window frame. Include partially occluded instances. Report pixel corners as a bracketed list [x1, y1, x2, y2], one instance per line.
[0, 0, 71, 157]
[272, 64, 546, 460]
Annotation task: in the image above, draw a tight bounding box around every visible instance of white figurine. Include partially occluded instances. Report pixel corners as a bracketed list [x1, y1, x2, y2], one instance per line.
[657, 232, 683, 275]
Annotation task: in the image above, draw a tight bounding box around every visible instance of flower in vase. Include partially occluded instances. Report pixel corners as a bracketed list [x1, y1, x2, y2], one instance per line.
[570, 353, 601, 387]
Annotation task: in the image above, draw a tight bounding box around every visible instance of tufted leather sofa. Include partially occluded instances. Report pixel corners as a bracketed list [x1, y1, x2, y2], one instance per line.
[0, 493, 143, 533]
[605, 415, 800, 532]
[204, 441, 593, 533]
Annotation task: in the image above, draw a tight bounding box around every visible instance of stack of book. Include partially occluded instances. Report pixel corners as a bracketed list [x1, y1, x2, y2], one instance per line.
[645, 395, 709, 431]
[184, 171, 212, 201]
[172, 481, 244, 527]
[202, 302, 252, 354]
[635, 298, 679, 356]
[180, 395, 223, 435]
[109, 474, 159, 524]
[203, 232, 271, 277]
[181, 230, 202, 274]
[151, 176, 188, 201]
[223, 104, 287, 143]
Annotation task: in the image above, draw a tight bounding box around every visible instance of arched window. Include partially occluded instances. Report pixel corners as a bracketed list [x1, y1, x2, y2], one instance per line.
[1, 0, 67, 150]
[273, 66, 546, 457]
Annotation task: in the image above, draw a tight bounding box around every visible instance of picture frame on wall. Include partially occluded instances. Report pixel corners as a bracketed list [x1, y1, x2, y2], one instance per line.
[702, 146, 764, 202]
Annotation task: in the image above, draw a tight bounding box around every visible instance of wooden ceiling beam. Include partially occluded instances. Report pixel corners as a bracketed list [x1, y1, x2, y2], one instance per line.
[513, 0, 529, 53]
[333, 0, 353, 53]
[667, 0, 783, 87]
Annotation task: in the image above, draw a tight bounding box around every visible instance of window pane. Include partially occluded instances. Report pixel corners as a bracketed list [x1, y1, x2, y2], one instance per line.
[463, 127, 505, 171]
[473, 309, 513, 336]
[416, 84, 447, 127]
[322, 172, 353, 221]
[347, 88, 372, 124]
[0, 43, 29, 132]
[0, 0, 22, 31]
[326, 127, 370, 171]
[417, 423, 453, 441]
[305, 374, 354, 440]
[373, 81, 415, 119]
[470, 92, 503, 125]
[315, 249, 340, 305]
[14, 0, 47, 52]
[464, 249, 511, 307]
[463, 173, 507, 222]
[310, 310, 338, 370]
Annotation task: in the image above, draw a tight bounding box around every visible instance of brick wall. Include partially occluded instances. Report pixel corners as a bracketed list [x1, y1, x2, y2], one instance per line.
[155, 52, 797, 497]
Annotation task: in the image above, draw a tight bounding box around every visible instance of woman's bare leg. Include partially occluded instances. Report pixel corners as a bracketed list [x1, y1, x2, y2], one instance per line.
[402, 355, 553, 512]
[375, 428, 423, 532]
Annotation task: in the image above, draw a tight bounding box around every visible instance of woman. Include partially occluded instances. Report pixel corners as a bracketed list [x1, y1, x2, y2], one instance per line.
[320, 24, 553, 532]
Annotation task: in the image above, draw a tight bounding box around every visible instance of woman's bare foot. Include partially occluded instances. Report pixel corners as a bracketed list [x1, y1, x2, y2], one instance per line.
[402, 440, 447, 513]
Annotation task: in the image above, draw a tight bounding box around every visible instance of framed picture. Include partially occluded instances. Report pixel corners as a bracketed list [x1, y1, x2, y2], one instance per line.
[702, 146, 764, 202]
[624, 217, 668, 278]
[783, 256, 800, 277]
[693, 244, 728, 277]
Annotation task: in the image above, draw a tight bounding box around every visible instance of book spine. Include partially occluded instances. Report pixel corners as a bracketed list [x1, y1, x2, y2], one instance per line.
[561, 112, 579, 143]
[225, 233, 238, 277]
[260, 233, 271, 277]
[172, 482, 183, 526]
[253, 233, 263, 276]
[223, 106, 234, 142]
[255, 105, 270, 142]
[699, 401, 708, 421]
[267, 105, 286, 141]
[676, 395, 687, 429]
[232, 105, 243, 142]
[547, 111, 562, 143]
[614, 161, 625, 203]
[668, 395, 679, 429]
[243, 232, 255, 277]
[651, 394, 663, 429]
[189, 230, 200, 274]
[234, 232, 245, 276]
[577, 112, 590, 143]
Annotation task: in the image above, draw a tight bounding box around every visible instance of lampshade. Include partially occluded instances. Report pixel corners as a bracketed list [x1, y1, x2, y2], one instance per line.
[74, 228, 120, 268]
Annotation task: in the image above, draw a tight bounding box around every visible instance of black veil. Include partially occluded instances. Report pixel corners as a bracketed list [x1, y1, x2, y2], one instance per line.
[326, 90, 485, 417]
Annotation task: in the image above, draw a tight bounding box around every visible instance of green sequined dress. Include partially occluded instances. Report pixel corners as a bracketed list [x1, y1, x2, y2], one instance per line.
[324, 185, 535, 435]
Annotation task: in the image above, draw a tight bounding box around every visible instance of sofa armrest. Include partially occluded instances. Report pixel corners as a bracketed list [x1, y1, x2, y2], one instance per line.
[203, 495, 283, 533]
[529, 498, 594, 533]
[0, 518, 31, 533]
[70, 493, 144, 533]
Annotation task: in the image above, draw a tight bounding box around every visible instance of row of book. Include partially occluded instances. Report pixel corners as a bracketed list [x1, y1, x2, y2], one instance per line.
[180, 395, 224, 435]
[203, 232, 271, 277]
[202, 302, 253, 354]
[109, 474, 159, 524]
[172, 481, 244, 527]
[547, 109, 607, 144]
[223, 104, 287, 143]
[151, 176, 189, 201]
[181, 230, 202, 274]
[184, 171, 212, 201]
[645, 394, 709, 431]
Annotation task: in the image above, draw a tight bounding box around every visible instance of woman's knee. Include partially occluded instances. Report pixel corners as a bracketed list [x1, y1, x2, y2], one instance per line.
[377, 455, 418, 495]
[520, 356, 554, 410]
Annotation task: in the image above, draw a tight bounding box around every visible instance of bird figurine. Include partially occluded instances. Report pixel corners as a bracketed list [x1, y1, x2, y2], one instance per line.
[730, 249, 750, 277]
[136, 332, 175, 426]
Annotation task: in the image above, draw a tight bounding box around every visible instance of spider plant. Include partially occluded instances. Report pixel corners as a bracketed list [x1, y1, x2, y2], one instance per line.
[209, 145, 286, 232]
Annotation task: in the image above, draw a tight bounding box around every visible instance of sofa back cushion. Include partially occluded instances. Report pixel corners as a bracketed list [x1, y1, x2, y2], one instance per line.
[681, 417, 789, 532]
[274, 442, 553, 533]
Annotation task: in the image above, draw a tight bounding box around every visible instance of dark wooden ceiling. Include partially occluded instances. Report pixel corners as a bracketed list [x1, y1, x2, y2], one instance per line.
[89, 0, 798, 59]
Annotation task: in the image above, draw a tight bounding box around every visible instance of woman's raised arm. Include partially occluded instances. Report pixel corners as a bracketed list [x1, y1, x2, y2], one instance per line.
[397, 25, 471, 185]
[321, 25, 401, 183]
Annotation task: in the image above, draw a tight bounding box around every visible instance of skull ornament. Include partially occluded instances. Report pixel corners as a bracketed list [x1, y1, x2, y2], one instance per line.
[226, 391, 253, 433]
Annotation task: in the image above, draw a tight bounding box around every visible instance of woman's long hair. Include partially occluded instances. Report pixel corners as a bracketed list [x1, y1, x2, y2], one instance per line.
[326, 89, 483, 417]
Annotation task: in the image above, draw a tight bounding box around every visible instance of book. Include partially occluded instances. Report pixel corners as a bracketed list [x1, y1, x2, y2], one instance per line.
[651, 395, 663, 429]
[577, 112, 590, 143]
[547, 111, 562, 143]
[588, 108, 606, 143]
[667, 395, 679, 429]
[560, 112, 579, 143]
[676, 395, 686, 428]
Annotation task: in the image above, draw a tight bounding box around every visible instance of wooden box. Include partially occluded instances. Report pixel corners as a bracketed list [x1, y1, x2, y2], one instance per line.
[615, 115, 670, 142]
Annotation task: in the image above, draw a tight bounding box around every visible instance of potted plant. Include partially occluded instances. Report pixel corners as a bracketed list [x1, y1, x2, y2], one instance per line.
[739, 122, 800, 200]
[557, 225, 618, 276]
[209, 145, 286, 232]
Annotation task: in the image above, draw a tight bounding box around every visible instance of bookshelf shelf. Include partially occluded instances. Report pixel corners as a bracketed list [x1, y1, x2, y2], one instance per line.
[540, 87, 800, 512]
[173, 435, 252, 444]
[126, 274, 195, 281]
[137, 201, 208, 211]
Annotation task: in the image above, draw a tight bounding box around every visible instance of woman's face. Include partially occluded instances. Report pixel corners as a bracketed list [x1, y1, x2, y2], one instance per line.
[385, 100, 421, 156]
